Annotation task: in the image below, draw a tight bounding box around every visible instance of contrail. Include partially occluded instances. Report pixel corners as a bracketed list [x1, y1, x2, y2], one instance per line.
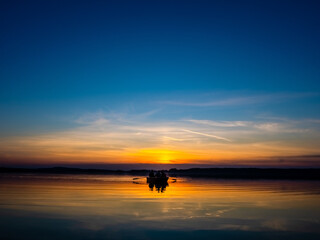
[163, 136, 185, 141]
[182, 129, 232, 142]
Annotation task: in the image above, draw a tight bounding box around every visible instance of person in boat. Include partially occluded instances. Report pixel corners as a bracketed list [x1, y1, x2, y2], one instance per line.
[149, 170, 155, 177]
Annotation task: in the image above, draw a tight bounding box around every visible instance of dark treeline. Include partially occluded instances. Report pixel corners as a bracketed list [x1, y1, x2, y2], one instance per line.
[167, 168, 320, 180]
[1, 167, 320, 180]
[0, 167, 149, 176]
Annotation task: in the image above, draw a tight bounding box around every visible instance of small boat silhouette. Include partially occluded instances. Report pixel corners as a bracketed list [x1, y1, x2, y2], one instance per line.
[147, 176, 169, 184]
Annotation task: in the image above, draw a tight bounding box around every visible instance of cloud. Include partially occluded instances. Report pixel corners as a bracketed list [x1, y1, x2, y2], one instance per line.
[186, 118, 315, 134]
[182, 129, 232, 142]
[186, 119, 249, 127]
[162, 136, 186, 142]
[159, 92, 317, 107]
[161, 96, 257, 107]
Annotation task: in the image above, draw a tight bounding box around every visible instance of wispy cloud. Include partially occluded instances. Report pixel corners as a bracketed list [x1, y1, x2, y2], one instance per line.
[186, 119, 249, 127]
[186, 118, 315, 134]
[182, 129, 232, 142]
[162, 136, 185, 142]
[161, 96, 260, 107]
[159, 92, 317, 107]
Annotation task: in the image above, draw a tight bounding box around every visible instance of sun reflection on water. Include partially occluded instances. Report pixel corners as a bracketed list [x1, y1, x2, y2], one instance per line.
[0, 174, 320, 239]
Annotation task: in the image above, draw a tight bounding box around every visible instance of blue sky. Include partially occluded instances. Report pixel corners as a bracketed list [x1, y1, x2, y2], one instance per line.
[1, 0, 320, 167]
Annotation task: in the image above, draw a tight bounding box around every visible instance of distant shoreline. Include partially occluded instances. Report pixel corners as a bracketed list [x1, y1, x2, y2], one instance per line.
[1, 167, 320, 180]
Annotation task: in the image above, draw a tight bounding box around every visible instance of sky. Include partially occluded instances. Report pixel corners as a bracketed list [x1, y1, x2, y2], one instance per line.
[1, 0, 320, 169]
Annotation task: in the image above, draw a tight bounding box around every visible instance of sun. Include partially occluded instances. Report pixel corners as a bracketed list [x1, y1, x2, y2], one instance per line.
[158, 152, 174, 164]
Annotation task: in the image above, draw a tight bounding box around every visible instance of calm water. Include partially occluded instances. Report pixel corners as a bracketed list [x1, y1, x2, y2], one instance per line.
[1, 174, 320, 240]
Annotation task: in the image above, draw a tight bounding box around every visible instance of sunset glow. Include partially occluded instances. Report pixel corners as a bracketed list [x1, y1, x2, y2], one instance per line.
[1, 1, 320, 240]
[1, 111, 320, 167]
[0, 1, 320, 169]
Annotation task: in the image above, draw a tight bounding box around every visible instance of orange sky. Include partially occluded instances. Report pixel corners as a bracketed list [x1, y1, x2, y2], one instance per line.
[1, 113, 320, 168]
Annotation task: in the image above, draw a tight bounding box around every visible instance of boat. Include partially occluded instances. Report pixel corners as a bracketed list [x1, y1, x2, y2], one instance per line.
[147, 176, 169, 184]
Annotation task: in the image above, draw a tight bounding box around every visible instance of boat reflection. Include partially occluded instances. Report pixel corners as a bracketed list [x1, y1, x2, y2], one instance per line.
[132, 176, 171, 192]
[148, 181, 169, 193]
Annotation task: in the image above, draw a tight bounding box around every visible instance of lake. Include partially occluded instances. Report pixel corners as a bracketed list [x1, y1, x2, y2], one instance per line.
[1, 174, 320, 239]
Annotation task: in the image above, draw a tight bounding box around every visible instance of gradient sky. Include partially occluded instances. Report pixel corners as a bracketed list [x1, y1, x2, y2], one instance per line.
[1, 0, 320, 168]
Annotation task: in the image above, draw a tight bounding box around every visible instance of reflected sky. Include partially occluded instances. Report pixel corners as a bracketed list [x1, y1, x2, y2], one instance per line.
[1, 174, 320, 240]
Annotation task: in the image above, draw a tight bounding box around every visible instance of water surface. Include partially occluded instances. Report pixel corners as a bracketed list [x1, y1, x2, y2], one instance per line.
[1, 174, 320, 239]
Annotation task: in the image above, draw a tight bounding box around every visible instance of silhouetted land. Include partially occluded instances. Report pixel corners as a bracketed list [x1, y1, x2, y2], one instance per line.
[1, 167, 320, 180]
[167, 168, 320, 180]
